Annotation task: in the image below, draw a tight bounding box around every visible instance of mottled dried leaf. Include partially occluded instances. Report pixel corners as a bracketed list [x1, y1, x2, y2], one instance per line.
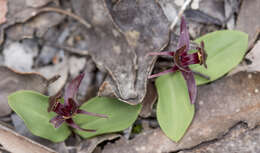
[139, 83, 157, 118]
[245, 41, 260, 72]
[103, 72, 260, 153]
[183, 124, 260, 153]
[0, 0, 7, 24]
[236, 0, 260, 45]
[72, 0, 169, 104]
[0, 66, 49, 116]
[0, 122, 57, 153]
[77, 134, 120, 153]
[0, 0, 63, 44]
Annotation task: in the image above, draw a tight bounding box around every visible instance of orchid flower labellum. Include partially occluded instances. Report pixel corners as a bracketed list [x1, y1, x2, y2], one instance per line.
[48, 73, 108, 132]
[148, 17, 208, 104]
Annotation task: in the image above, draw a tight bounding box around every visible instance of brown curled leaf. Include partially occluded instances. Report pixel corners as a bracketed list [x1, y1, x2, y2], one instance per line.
[72, 0, 169, 104]
[0, 66, 50, 116]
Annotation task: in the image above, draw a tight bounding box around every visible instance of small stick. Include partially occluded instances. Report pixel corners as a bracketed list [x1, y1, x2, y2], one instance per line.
[170, 0, 192, 31]
[38, 7, 92, 29]
[51, 44, 89, 56]
[47, 75, 61, 86]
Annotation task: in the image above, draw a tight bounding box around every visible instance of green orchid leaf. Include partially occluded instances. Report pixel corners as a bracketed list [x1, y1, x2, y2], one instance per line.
[8, 90, 71, 142]
[191, 30, 248, 85]
[156, 72, 195, 142]
[73, 97, 141, 138]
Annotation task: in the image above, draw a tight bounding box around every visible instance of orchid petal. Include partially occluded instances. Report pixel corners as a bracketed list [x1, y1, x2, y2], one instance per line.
[181, 69, 197, 104]
[64, 73, 85, 105]
[200, 41, 208, 68]
[77, 109, 108, 118]
[52, 102, 67, 116]
[173, 45, 191, 72]
[149, 66, 179, 79]
[178, 17, 190, 51]
[147, 51, 174, 57]
[67, 98, 78, 115]
[66, 118, 96, 132]
[50, 115, 65, 128]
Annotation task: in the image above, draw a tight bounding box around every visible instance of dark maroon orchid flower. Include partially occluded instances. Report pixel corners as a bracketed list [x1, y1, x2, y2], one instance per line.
[148, 17, 208, 104]
[48, 73, 108, 132]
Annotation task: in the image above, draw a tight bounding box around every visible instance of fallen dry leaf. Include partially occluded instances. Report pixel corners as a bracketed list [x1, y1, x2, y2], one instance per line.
[6, 10, 64, 41]
[157, 0, 178, 22]
[0, 0, 7, 24]
[0, 0, 65, 45]
[25, 0, 54, 8]
[3, 41, 38, 72]
[36, 55, 68, 96]
[139, 83, 157, 118]
[245, 41, 260, 72]
[72, 0, 169, 104]
[199, 0, 225, 23]
[0, 122, 56, 153]
[0, 66, 50, 116]
[77, 134, 120, 153]
[182, 123, 260, 153]
[102, 72, 260, 153]
[236, 0, 260, 46]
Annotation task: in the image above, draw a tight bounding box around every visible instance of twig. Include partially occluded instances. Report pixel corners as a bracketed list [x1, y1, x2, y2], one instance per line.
[47, 75, 61, 86]
[170, 0, 192, 31]
[52, 44, 89, 56]
[38, 7, 91, 29]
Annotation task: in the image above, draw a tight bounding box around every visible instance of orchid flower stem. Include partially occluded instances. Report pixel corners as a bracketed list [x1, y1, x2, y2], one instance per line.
[192, 70, 210, 80]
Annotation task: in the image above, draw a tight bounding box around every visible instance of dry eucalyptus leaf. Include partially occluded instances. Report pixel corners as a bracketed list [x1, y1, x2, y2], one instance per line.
[0, 66, 49, 116]
[236, 0, 260, 45]
[199, 0, 225, 23]
[103, 72, 260, 153]
[0, 0, 62, 44]
[157, 0, 178, 23]
[0, 122, 57, 153]
[3, 42, 38, 72]
[139, 83, 157, 118]
[72, 0, 137, 103]
[224, 0, 239, 30]
[245, 41, 260, 72]
[25, 0, 54, 8]
[72, 0, 169, 104]
[0, 0, 7, 24]
[69, 56, 86, 78]
[6, 11, 64, 41]
[77, 134, 120, 153]
[36, 56, 68, 96]
[182, 124, 260, 153]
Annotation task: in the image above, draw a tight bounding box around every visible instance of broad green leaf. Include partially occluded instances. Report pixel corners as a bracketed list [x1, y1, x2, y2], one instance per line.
[191, 30, 248, 85]
[73, 97, 141, 138]
[8, 90, 71, 142]
[156, 72, 195, 142]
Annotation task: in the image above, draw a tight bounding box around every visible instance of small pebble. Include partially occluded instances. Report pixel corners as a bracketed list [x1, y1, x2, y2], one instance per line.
[248, 74, 252, 79]
[235, 109, 240, 113]
[175, 0, 185, 6]
[191, 0, 200, 9]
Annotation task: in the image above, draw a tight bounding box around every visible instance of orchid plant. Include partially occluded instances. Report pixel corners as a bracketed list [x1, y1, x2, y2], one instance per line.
[8, 16, 248, 142]
[48, 73, 107, 132]
[148, 17, 208, 104]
